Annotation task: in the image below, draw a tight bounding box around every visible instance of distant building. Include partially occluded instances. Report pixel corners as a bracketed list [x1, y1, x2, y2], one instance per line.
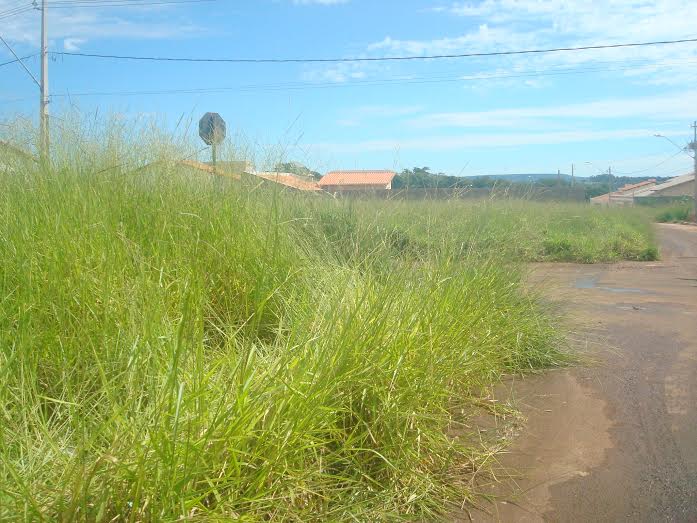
[590, 179, 657, 206]
[318, 170, 397, 193]
[0, 141, 35, 172]
[180, 160, 241, 180]
[208, 160, 254, 175]
[253, 172, 321, 192]
[633, 173, 695, 200]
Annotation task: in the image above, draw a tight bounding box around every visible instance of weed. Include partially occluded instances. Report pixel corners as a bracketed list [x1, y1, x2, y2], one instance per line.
[0, 124, 657, 520]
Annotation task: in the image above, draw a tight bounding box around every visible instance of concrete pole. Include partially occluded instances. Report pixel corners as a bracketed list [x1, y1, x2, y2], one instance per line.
[40, 0, 49, 163]
[692, 121, 697, 222]
[608, 166, 612, 207]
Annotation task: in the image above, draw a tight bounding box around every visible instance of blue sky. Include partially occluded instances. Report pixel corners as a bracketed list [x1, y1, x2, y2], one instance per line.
[2, 0, 697, 177]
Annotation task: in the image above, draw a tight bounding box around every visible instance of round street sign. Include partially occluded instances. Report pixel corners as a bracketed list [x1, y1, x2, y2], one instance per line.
[199, 112, 226, 146]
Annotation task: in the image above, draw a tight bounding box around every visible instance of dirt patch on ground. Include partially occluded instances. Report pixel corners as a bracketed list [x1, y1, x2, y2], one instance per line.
[463, 224, 697, 522]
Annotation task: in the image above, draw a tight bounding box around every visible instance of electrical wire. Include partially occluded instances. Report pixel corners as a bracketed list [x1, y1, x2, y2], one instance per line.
[48, 0, 209, 3]
[0, 5, 34, 20]
[45, 0, 215, 6]
[0, 52, 40, 67]
[0, 0, 34, 8]
[613, 150, 686, 175]
[0, 0, 212, 16]
[52, 37, 697, 64]
[6, 56, 695, 101]
[3, 54, 697, 102]
[0, 2, 33, 16]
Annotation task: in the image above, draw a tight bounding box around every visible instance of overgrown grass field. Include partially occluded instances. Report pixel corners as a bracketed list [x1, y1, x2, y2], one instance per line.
[339, 199, 658, 263]
[653, 202, 695, 223]
[0, 134, 657, 521]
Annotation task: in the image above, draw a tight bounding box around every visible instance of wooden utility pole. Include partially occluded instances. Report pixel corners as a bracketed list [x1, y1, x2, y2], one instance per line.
[607, 166, 613, 207]
[39, 0, 49, 162]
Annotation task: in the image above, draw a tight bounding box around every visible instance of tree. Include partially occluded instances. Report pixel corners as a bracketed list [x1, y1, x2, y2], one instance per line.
[274, 161, 321, 180]
[394, 167, 469, 189]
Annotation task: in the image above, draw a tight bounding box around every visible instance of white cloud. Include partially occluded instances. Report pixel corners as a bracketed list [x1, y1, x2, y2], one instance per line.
[63, 38, 86, 52]
[352, 105, 424, 118]
[301, 62, 371, 83]
[335, 104, 424, 127]
[368, 24, 541, 55]
[0, 0, 202, 52]
[409, 90, 697, 129]
[373, 1, 697, 86]
[292, 0, 348, 4]
[310, 128, 688, 154]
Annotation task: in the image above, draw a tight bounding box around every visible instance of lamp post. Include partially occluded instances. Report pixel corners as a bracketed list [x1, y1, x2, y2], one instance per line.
[655, 129, 697, 222]
[585, 161, 613, 206]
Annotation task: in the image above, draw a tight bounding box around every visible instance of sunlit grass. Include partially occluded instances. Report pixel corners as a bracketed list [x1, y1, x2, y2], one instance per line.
[653, 202, 695, 223]
[0, 121, 657, 520]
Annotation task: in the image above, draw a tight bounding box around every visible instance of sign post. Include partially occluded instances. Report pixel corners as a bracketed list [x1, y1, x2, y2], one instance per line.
[198, 112, 226, 170]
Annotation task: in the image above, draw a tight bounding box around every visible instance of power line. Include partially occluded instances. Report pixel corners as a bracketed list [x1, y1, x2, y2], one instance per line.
[0, 0, 211, 17]
[4, 56, 696, 102]
[612, 150, 686, 175]
[45, 0, 215, 6]
[51, 36, 697, 64]
[0, 5, 34, 20]
[0, 0, 33, 8]
[0, 2, 33, 16]
[0, 52, 39, 67]
[48, 0, 211, 3]
[0, 34, 40, 87]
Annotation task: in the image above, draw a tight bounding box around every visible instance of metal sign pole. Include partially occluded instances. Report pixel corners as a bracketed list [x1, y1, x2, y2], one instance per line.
[199, 112, 226, 177]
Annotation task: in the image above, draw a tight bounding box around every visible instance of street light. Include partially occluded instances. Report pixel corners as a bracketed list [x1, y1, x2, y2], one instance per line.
[585, 161, 613, 206]
[655, 127, 697, 223]
[653, 134, 693, 157]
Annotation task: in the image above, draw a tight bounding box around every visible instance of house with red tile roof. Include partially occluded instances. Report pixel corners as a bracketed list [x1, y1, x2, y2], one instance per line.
[254, 172, 321, 192]
[590, 179, 657, 206]
[318, 170, 397, 193]
[632, 173, 695, 200]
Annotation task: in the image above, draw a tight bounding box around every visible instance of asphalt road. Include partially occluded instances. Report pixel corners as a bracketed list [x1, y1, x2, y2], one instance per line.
[469, 223, 697, 522]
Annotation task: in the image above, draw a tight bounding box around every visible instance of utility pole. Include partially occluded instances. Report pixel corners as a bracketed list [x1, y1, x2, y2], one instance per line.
[690, 121, 697, 223]
[39, 0, 49, 162]
[571, 164, 575, 186]
[607, 166, 613, 207]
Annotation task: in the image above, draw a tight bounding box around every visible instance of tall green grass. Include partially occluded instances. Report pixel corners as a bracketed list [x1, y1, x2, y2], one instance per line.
[654, 203, 695, 223]
[322, 198, 658, 264]
[0, 124, 656, 520]
[0, 165, 562, 521]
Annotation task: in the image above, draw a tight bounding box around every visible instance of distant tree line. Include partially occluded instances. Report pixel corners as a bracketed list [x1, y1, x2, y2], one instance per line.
[393, 167, 669, 200]
[274, 162, 322, 180]
[393, 167, 561, 190]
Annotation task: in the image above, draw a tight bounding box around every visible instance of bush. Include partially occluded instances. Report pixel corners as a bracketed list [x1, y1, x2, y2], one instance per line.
[655, 204, 693, 223]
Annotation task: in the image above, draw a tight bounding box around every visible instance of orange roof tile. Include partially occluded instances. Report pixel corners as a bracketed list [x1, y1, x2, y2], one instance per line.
[318, 170, 396, 186]
[179, 160, 241, 180]
[255, 172, 321, 191]
[590, 179, 658, 202]
[617, 179, 656, 192]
